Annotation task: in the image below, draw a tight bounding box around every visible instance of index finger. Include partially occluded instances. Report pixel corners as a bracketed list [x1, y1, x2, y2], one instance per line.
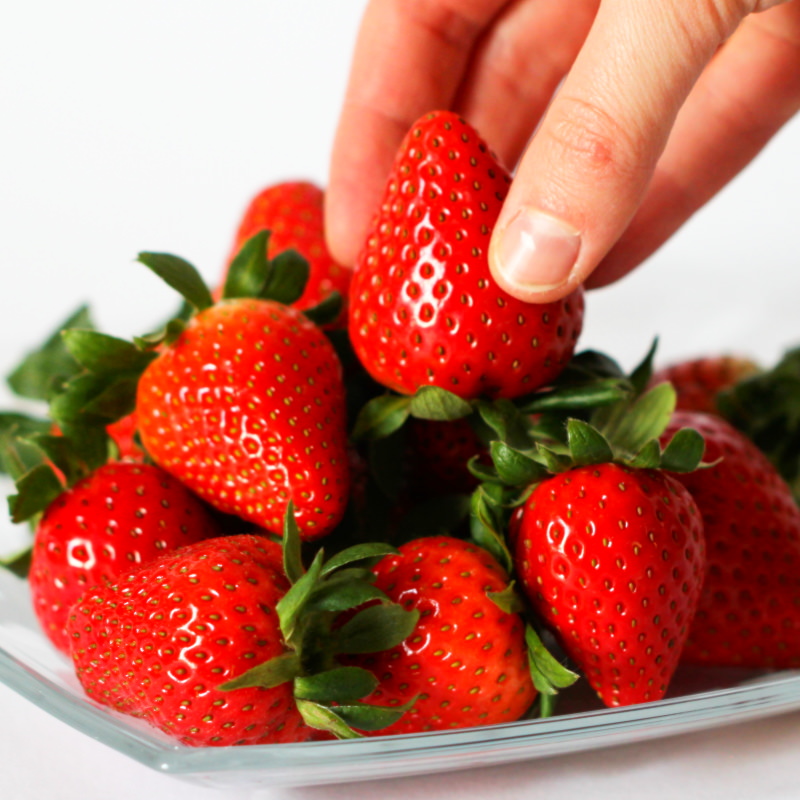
[325, 0, 508, 266]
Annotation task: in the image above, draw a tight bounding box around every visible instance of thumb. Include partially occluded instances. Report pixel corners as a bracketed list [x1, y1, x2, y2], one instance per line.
[488, 0, 757, 303]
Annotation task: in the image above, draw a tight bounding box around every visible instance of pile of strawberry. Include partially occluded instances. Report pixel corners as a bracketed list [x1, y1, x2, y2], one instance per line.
[2, 111, 800, 748]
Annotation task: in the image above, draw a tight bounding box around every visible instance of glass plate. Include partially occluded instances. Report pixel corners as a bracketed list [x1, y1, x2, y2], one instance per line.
[2, 566, 800, 790]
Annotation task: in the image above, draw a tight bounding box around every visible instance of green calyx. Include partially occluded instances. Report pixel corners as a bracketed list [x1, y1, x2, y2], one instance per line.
[138, 229, 342, 327]
[219, 505, 419, 739]
[717, 346, 800, 502]
[1, 307, 128, 531]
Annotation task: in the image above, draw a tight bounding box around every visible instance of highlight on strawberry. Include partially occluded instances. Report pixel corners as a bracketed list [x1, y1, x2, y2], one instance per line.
[3, 110, 800, 751]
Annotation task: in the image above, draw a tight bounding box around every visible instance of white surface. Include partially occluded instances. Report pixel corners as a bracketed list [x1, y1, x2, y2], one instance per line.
[1, 1, 799, 798]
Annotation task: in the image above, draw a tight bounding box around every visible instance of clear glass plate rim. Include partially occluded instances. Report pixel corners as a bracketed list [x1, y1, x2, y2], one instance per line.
[3, 637, 800, 776]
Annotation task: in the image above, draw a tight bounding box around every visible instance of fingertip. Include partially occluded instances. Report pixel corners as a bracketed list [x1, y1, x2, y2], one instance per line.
[488, 206, 584, 304]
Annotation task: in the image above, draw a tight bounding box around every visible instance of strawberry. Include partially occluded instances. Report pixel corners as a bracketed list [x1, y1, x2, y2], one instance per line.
[344, 536, 537, 734]
[405, 417, 487, 499]
[649, 355, 759, 415]
[223, 181, 350, 325]
[66, 523, 420, 746]
[663, 410, 800, 668]
[27, 462, 222, 653]
[67, 534, 313, 746]
[136, 299, 349, 540]
[348, 110, 584, 400]
[49, 243, 352, 541]
[514, 463, 705, 707]
[473, 357, 709, 707]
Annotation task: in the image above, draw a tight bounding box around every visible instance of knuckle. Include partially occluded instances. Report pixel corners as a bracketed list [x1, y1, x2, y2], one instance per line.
[543, 95, 652, 186]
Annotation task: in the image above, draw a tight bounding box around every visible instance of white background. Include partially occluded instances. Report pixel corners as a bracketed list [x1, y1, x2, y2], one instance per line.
[1, 2, 800, 798]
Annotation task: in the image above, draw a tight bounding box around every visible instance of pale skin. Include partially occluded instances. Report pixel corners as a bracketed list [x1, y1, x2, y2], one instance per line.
[325, 0, 800, 304]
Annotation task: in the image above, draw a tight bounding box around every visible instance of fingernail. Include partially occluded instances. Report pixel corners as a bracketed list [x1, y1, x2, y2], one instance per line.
[493, 208, 581, 292]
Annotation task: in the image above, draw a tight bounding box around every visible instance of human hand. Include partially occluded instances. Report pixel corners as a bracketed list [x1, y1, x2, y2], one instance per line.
[326, 0, 800, 303]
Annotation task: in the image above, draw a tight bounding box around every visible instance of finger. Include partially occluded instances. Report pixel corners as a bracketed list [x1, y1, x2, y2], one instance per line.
[590, 1, 800, 288]
[455, 0, 599, 172]
[487, 0, 755, 304]
[325, 0, 508, 266]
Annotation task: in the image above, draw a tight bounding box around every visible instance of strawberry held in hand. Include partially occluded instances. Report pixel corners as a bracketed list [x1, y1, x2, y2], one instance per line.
[349, 111, 584, 401]
[223, 181, 351, 325]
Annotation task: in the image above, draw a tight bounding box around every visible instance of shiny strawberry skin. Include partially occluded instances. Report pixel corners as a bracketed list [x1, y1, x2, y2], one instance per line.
[664, 410, 800, 667]
[30, 462, 221, 653]
[136, 298, 350, 540]
[349, 111, 584, 400]
[66, 535, 314, 746]
[650, 355, 759, 414]
[225, 181, 350, 323]
[515, 464, 705, 707]
[347, 536, 536, 734]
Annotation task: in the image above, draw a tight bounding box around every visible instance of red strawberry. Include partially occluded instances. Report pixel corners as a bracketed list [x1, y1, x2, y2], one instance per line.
[66, 534, 314, 746]
[29, 461, 221, 653]
[405, 417, 487, 499]
[345, 536, 536, 734]
[663, 410, 800, 668]
[105, 410, 145, 461]
[514, 463, 705, 707]
[136, 299, 350, 540]
[349, 111, 583, 400]
[223, 181, 350, 324]
[650, 355, 759, 414]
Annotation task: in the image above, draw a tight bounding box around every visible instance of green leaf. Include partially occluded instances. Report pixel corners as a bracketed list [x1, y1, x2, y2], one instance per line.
[0, 415, 53, 479]
[61, 330, 157, 375]
[525, 625, 579, 696]
[469, 485, 513, 574]
[566, 419, 613, 466]
[607, 382, 676, 459]
[519, 378, 630, 414]
[294, 667, 378, 704]
[490, 441, 547, 487]
[282, 503, 305, 585]
[476, 399, 532, 450]
[223, 230, 271, 299]
[1, 547, 33, 579]
[629, 439, 662, 469]
[467, 456, 499, 483]
[487, 582, 524, 614]
[6, 305, 94, 401]
[321, 542, 397, 577]
[80, 377, 140, 421]
[660, 427, 706, 473]
[328, 697, 417, 732]
[303, 292, 343, 327]
[629, 338, 659, 396]
[408, 386, 473, 421]
[351, 394, 411, 441]
[334, 603, 419, 654]
[8, 464, 64, 523]
[134, 317, 186, 350]
[259, 249, 310, 305]
[218, 652, 300, 691]
[276, 548, 325, 640]
[137, 252, 214, 311]
[296, 700, 363, 739]
[306, 581, 386, 614]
